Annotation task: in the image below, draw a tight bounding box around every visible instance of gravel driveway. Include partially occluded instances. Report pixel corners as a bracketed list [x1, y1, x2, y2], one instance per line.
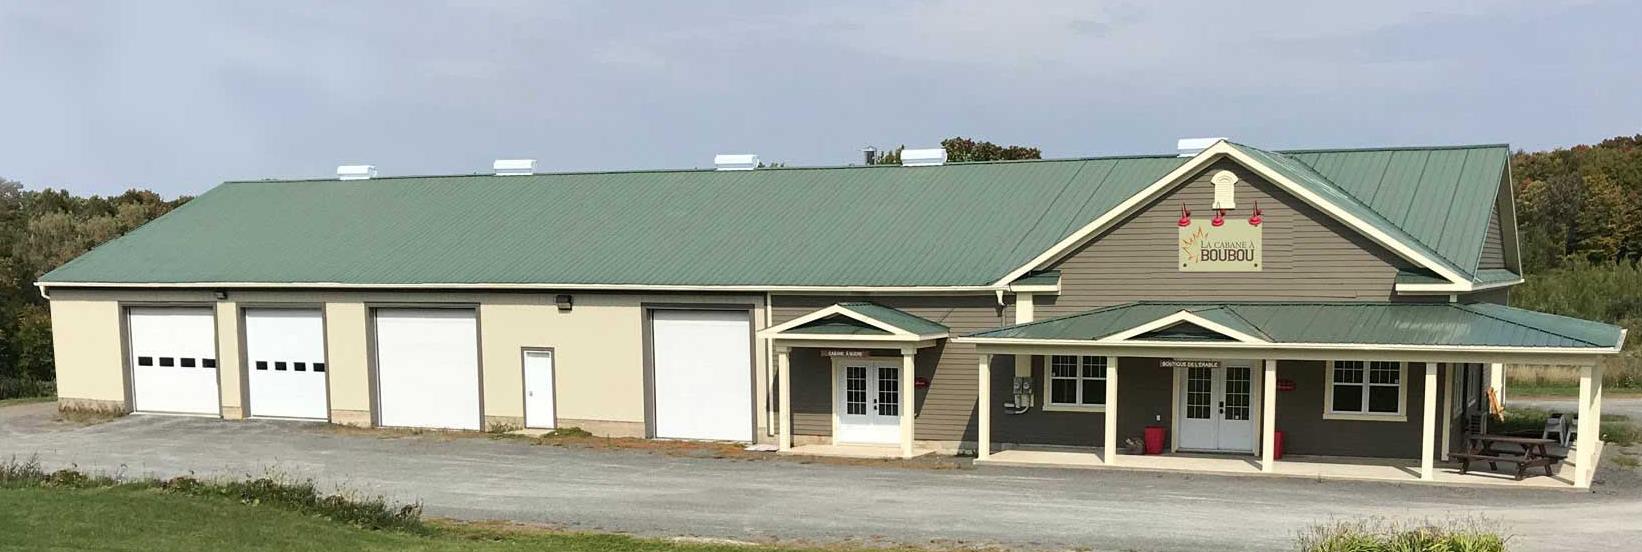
[4, 401, 1641, 552]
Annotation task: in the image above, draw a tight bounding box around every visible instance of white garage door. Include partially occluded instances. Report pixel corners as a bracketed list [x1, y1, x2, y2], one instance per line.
[245, 309, 328, 420]
[373, 308, 480, 430]
[651, 309, 752, 441]
[128, 307, 220, 415]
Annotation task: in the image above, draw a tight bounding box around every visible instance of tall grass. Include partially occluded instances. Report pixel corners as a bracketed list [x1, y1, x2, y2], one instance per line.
[1297, 518, 1507, 552]
[1510, 261, 1642, 389]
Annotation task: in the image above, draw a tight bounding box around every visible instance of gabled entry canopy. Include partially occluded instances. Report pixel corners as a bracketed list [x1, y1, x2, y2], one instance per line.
[956, 302, 1625, 365]
[760, 302, 949, 346]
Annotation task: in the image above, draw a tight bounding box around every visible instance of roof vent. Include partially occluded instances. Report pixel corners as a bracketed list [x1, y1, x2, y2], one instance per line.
[493, 159, 537, 176]
[714, 154, 759, 171]
[1176, 137, 1225, 157]
[901, 148, 947, 167]
[337, 165, 377, 180]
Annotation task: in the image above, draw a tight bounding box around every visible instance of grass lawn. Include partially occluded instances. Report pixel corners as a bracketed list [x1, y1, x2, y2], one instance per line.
[1508, 384, 1642, 399]
[0, 396, 53, 407]
[0, 486, 890, 552]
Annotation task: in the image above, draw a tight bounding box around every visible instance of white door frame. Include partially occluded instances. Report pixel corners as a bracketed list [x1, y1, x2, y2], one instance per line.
[1174, 359, 1262, 454]
[830, 356, 903, 445]
[522, 347, 557, 429]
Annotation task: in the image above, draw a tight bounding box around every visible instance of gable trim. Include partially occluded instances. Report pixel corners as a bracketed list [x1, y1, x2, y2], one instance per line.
[1099, 310, 1270, 344]
[990, 141, 1473, 290]
[757, 304, 950, 341]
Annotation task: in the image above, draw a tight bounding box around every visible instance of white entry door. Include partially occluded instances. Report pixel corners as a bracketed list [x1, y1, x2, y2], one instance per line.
[1178, 361, 1260, 453]
[373, 308, 481, 431]
[128, 307, 220, 415]
[834, 361, 901, 444]
[650, 309, 753, 441]
[523, 350, 556, 429]
[244, 308, 328, 420]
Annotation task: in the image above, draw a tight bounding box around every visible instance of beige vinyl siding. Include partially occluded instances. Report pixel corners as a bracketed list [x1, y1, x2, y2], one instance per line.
[1040, 159, 1417, 317]
[772, 295, 1010, 441]
[1479, 203, 1507, 270]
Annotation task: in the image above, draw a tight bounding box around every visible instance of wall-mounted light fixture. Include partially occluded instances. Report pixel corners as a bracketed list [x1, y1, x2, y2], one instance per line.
[213, 290, 228, 300]
[556, 294, 573, 312]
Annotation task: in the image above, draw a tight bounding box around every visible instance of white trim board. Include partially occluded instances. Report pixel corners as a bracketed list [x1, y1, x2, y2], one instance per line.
[1100, 311, 1269, 344]
[989, 140, 1477, 291]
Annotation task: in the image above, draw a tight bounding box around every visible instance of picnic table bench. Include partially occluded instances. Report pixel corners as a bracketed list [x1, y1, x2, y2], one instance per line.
[1451, 434, 1561, 481]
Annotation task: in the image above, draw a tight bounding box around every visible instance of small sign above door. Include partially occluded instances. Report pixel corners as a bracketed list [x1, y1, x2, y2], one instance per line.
[821, 350, 867, 358]
[1161, 359, 1221, 369]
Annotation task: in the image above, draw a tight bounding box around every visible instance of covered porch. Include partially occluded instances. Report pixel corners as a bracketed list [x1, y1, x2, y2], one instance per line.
[957, 302, 1624, 489]
[758, 302, 950, 459]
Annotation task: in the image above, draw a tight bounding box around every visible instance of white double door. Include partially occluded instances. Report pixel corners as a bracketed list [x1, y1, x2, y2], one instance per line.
[834, 360, 902, 445]
[1178, 361, 1261, 453]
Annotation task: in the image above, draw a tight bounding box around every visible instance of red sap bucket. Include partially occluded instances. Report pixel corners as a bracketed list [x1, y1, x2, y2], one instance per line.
[1274, 430, 1285, 460]
[1143, 426, 1166, 455]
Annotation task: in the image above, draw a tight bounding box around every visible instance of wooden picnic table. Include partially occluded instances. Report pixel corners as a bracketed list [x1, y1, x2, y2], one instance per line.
[1451, 434, 1562, 480]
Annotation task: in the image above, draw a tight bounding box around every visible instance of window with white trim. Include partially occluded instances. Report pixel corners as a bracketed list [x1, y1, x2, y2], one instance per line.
[1328, 361, 1403, 416]
[1049, 355, 1107, 406]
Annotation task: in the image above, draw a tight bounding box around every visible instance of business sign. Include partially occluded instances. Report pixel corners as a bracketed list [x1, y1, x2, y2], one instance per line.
[1179, 218, 1262, 272]
[1160, 359, 1221, 369]
[820, 350, 866, 358]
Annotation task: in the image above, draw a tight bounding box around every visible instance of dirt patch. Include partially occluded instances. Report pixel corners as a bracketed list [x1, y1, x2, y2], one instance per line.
[314, 424, 971, 470]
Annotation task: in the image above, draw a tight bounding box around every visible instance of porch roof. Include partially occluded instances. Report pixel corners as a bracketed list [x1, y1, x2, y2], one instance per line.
[958, 301, 1624, 353]
[759, 302, 949, 344]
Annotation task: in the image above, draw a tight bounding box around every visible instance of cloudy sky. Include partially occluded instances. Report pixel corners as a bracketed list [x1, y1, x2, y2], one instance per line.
[1, 1, 1638, 197]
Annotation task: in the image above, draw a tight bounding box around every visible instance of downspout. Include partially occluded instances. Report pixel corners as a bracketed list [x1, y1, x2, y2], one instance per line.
[35, 283, 50, 301]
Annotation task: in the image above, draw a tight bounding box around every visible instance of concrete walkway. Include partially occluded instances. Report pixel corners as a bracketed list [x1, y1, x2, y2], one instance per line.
[4, 402, 1641, 552]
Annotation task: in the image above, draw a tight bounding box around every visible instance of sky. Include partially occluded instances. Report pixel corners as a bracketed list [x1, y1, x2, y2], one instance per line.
[1, 0, 1639, 197]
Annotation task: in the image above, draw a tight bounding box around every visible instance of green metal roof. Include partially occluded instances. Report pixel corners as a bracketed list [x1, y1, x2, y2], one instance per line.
[837, 302, 950, 335]
[1275, 144, 1510, 280]
[40, 157, 1188, 287]
[39, 142, 1512, 288]
[1235, 143, 1510, 281]
[785, 317, 893, 336]
[966, 302, 1623, 350]
[1396, 268, 1522, 287]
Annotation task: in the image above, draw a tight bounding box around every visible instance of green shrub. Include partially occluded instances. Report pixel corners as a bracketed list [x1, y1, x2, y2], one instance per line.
[1298, 518, 1507, 552]
[0, 376, 55, 400]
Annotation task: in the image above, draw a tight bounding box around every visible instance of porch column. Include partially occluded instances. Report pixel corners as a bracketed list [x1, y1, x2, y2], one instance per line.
[1488, 362, 1506, 407]
[1103, 356, 1119, 465]
[1261, 359, 1277, 472]
[1575, 364, 1601, 487]
[899, 347, 916, 459]
[1013, 294, 1034, 380]
[1421, 362, 1438, 480]
[777, 347, 792, 451]
[977, 353, 991, 460]
[1441, 364, 1455, 461]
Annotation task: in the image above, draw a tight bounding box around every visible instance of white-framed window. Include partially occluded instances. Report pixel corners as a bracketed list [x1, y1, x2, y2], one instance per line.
[1325, 360, 1406, 421]
[1047, 355, 1107, 409]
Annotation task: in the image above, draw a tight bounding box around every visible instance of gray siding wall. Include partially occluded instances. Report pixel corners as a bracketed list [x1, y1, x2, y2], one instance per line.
[988, 356, 1173, 447]
[1479, 203, 1507, 270]
[1040, 159, 1418, 317]
[1275, 360, 1447, 459]
[773, 295, 1010, 441]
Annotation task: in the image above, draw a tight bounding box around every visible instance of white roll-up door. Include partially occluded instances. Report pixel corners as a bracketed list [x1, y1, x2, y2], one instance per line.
[651, 309, 752, 441]
[245, 308, 328, 420]
[128, 307, 220, 415]
[373, 308, 480, 430]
